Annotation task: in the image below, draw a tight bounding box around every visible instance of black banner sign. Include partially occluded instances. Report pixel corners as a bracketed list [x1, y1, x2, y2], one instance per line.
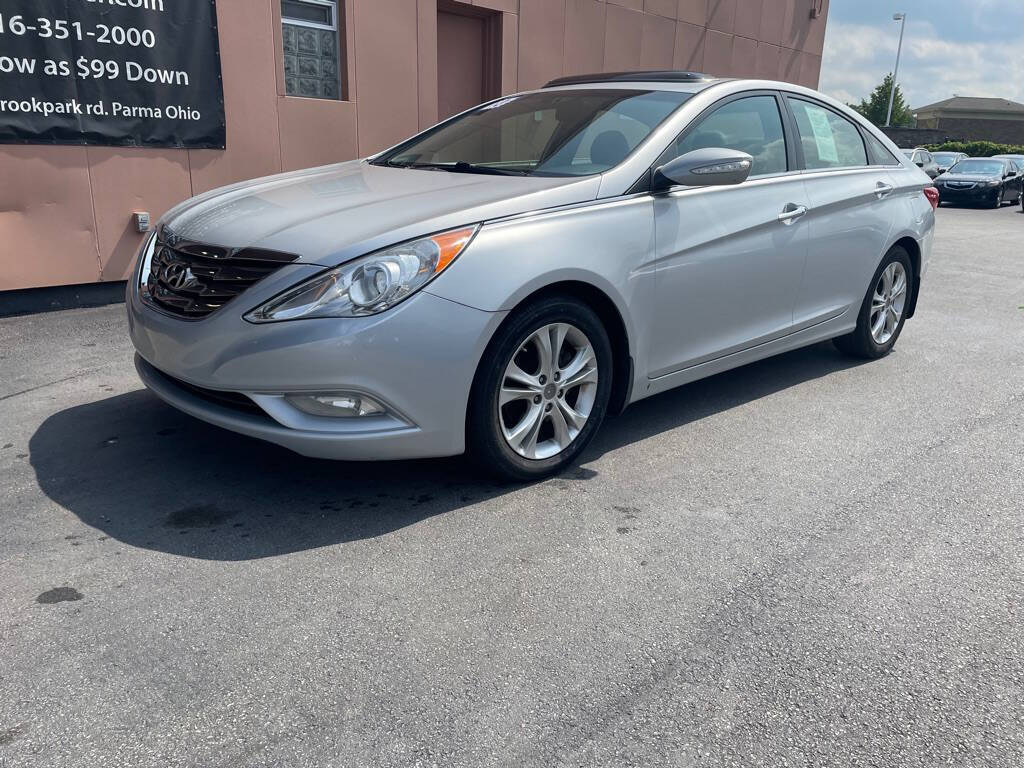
[0, 0, 225, 148]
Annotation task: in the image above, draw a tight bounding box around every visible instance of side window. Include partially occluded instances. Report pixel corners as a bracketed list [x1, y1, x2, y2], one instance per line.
[921, 151, 932, 163]
[788, 98, 868, 169]
[665, 95, 788, 177]
[864, 131, 900, 166]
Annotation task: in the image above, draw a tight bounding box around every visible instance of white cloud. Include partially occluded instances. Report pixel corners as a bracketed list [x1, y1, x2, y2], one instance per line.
[819, 20, 1024, 110]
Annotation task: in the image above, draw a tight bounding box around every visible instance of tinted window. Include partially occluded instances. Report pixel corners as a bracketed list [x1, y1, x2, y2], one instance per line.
[665, 95, 787, 177]
[378, 89, 691, 177]
[865, 132, 900, 166]
[789, 98, 867, 169]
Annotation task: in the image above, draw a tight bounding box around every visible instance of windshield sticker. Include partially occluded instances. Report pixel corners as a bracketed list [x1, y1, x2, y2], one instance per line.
[806, 107, 839, 164]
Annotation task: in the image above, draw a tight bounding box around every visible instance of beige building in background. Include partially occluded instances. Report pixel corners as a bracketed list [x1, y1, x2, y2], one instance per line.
[0, 0, 829, 294]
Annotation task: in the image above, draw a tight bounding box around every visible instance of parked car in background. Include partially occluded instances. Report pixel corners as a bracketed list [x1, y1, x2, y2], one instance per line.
[931, 151, 967, 174]
[991, 153, 1024, 168]
[902, 147, 941, 178]
[935, 157, 1023, 208]
[127, 72, 936, 480]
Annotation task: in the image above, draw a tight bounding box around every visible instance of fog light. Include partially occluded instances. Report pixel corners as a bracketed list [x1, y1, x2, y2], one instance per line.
[285, 392, 387, 418]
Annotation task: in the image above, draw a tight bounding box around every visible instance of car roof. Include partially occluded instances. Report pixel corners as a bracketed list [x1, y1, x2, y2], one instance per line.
[542, 70, 726, 93]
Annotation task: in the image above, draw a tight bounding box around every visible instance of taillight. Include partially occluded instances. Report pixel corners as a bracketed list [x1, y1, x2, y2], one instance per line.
[923, 186, 939, 210]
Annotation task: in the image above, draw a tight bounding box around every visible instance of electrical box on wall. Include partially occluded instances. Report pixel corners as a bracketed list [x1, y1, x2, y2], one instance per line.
[133, 212, 151, 233]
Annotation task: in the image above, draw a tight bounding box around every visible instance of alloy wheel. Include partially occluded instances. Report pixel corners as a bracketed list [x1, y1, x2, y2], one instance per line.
[498, 322, 599, 460]
[869, 261, 908, 345]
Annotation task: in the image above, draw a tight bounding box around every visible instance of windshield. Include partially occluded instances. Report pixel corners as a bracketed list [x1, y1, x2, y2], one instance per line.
[932, 152, 959, 164]
[374, 89, 693, 177]
[949, 159, 1004, 175]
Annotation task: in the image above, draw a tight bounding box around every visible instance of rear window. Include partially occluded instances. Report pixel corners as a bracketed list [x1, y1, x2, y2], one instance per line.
[788, 98, 867, 169]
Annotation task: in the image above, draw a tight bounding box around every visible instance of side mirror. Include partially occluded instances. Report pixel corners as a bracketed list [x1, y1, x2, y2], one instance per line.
[653, 147, 754, 191]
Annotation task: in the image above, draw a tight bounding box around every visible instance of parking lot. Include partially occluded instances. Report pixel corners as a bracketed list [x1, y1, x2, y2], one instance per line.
[1, 203, 1022, 767]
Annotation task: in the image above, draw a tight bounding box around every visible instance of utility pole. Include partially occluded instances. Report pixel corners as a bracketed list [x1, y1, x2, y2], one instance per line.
[885, 13, 907, 127]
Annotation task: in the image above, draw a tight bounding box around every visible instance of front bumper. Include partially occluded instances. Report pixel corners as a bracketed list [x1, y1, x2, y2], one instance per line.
[936, 184, 1001, 204]
[127, 269, 506, 460]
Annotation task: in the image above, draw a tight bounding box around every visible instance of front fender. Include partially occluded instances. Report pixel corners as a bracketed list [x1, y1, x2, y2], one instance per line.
[425, 196, 657, 364]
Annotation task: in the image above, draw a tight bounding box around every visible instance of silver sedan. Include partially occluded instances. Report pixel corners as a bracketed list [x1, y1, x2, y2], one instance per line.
[127, 72, 936, 480]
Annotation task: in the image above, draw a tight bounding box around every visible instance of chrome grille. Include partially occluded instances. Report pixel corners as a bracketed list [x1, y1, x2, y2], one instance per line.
[145, 227, 299, 319]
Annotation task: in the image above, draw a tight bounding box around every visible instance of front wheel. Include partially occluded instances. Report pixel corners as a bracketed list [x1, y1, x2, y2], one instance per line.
[467, 296, 613, 481]
[833, 247, 913, 359]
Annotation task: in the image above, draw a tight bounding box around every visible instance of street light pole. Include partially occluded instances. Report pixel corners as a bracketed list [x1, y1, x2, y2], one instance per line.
[885, 13, 907, 127]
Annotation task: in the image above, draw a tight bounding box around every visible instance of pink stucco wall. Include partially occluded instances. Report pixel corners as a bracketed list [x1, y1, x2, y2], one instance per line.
[0, 0, 828, 292]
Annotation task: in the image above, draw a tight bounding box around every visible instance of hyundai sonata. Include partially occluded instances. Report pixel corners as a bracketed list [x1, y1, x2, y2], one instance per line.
[128, 71, 937, 480]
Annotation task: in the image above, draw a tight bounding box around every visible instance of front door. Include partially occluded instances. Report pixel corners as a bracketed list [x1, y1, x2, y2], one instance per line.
[649, 93, 809, 377]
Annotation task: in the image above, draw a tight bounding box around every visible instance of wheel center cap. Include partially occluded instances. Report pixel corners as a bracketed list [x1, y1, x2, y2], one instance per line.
[543, 383, 557, 400]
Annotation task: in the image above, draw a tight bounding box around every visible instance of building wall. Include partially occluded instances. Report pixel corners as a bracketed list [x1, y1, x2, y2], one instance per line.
[880, 127, 948, 149]
[0, 0, 829, 293]
[917, 116, 1024, 146]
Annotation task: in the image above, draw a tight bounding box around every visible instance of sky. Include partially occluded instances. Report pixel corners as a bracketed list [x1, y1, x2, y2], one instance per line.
[819, 0, 1024, 110]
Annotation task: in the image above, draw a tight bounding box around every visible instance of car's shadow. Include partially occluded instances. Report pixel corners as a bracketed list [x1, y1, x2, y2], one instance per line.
[29, 341, 865, 560]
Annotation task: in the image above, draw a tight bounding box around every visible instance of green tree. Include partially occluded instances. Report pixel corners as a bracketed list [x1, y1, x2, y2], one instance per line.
[848, 73, 915, 127]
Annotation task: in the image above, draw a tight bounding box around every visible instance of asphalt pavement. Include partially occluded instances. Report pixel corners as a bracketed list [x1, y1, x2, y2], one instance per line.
[1, 204, 1022, 767]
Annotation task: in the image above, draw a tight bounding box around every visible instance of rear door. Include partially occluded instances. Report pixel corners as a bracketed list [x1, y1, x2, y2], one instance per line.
[785, 96, 897, 330]
[649, 92, 809, 376]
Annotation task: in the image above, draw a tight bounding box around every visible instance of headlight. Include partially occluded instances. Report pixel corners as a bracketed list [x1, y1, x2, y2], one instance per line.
[246, 226, 478, 322]
[136, 229, 158, 296]
[983, 179, 1001, 187]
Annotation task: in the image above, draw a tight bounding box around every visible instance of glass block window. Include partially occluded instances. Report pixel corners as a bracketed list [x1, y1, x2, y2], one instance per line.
[282, 0, 344, 100]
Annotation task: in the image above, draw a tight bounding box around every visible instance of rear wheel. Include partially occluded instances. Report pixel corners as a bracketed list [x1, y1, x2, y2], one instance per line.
[833, 247, 913, 359]
[467, 296, 613, 481]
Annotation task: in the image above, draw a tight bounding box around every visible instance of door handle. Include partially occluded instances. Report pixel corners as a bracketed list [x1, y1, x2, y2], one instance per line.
[875, 181, 895, 198]
[778, 204, 807, 224]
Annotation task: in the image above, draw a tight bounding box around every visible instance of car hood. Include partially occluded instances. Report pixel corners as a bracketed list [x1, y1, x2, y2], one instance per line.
[161, 160, 601, 265]
[939, 172, 1001, 182]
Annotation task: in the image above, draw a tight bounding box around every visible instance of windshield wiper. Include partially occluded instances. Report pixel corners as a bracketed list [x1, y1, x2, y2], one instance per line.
[383, 160, 528, 176]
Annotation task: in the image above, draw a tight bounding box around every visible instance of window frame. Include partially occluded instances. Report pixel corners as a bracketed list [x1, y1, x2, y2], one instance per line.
[650, 90, 797, 186]
[782, 94, 870, 173]
[861, 127, 902, 167]
[281, 0, 338, 31]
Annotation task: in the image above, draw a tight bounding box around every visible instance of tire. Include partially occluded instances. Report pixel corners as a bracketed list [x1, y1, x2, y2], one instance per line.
[467, 295, 613, 482]
[833, 246, 913, 359]
[990, 188, 1003, 209]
